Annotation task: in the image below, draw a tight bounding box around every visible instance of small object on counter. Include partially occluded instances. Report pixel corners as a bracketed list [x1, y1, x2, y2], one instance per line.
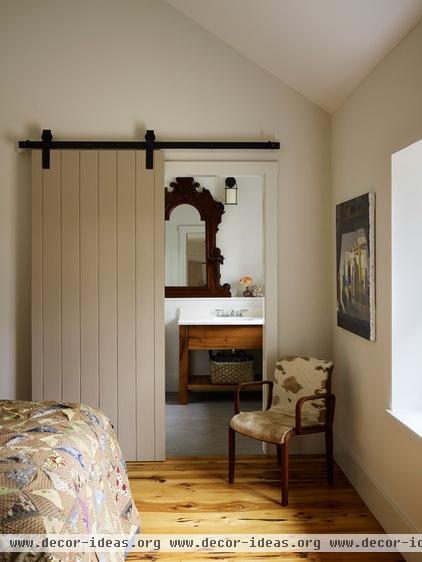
[250, 284, 264, 297]
[239, 275, 253, 297]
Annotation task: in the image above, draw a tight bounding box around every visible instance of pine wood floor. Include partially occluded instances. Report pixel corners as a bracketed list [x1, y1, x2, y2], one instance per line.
[127, 455, 404, 562]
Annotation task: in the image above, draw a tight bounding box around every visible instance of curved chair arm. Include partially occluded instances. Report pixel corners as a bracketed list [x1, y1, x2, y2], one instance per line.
[295, 393, 336, 434]
[234, 380, 274, 414]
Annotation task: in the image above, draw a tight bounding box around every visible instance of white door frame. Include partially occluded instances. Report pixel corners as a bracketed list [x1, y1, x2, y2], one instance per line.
[157, 157, 279, 459]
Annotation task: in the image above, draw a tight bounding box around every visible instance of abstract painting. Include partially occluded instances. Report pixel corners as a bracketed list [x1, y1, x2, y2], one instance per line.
[336, 193, 375, 341]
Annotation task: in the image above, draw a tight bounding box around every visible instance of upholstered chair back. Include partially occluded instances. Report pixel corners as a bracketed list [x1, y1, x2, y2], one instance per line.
[272, 356, 334, 425]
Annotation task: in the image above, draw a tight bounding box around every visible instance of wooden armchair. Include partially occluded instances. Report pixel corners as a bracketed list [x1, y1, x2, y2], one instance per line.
[228, 356, 335, 505]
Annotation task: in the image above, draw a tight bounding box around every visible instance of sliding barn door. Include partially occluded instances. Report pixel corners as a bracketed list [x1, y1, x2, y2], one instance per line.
[31, 149, 165, 461]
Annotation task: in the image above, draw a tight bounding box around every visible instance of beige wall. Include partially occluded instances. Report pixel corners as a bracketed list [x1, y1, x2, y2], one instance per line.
[0, 0, 331, 400]
[332, 17, 422, 550]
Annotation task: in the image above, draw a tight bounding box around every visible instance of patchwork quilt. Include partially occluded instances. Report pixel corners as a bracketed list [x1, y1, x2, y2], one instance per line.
[0, 400, 140, 562]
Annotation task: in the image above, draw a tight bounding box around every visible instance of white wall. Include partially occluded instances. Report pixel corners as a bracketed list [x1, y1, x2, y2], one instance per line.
[0, 0, 331, 400]
[392, 139, 422, 411]
[332, 17, 422, 554]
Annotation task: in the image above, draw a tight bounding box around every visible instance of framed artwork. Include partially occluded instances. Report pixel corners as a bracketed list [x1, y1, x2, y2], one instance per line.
[336, 193, 375, 341]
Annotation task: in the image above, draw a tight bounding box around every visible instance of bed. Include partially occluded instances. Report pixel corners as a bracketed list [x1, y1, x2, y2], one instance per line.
[0, 400, 140, 561]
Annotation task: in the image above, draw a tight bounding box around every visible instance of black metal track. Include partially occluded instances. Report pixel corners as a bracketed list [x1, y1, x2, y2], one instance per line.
[17, 139, 281, 150]
[18, 129, 280, 169]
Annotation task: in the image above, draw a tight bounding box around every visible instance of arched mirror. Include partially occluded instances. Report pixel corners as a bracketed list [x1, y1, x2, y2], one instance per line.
[165, 204, 206, 287]
[165, 177, 231, 297]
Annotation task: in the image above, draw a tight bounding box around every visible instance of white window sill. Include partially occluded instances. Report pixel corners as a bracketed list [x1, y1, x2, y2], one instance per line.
[387, 409, 422, 440]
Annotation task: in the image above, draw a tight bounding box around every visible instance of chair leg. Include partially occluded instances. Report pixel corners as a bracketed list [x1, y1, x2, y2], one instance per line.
[325, 426, 334, 484]
[228, 427, 235, 483]
[280, 441, 289, 506]
[276, 444, 281, 467]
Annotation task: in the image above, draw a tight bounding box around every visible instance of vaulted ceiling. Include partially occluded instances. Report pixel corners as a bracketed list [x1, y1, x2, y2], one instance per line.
[166, 0, 422, 112]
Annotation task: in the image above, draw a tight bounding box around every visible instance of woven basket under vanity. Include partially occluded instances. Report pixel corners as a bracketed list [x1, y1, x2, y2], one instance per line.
[209, 351, 254, 385]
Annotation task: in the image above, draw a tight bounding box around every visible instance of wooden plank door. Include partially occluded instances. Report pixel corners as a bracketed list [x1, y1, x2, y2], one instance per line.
[31, 149, 165, 460]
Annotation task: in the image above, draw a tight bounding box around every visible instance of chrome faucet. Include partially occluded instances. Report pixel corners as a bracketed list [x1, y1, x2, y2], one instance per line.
[215, 309, 248, 318]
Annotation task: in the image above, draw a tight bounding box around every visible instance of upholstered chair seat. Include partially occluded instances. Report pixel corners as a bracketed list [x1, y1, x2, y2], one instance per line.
[230, 409, 316, 444]
[228, 356, 335, 506]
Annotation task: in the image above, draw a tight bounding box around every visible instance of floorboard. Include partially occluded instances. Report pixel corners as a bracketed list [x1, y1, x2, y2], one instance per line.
[127, 455, 404, 561]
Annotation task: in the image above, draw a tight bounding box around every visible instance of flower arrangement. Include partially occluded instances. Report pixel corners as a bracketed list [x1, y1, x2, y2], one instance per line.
[239, 276, 253, 292]
[239, 276, 263, 297]
[239, 276, 253, 297]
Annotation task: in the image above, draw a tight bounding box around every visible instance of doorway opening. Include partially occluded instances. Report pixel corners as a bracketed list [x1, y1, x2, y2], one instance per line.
[163, 161, 278, 457]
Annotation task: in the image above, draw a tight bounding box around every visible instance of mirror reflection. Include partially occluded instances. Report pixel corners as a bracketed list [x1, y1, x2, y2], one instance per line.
[165, 204, 206, 287]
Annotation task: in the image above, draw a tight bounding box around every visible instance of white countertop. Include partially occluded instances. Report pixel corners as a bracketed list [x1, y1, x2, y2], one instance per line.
[178, 315, 264, 326]
[176, 297, 265, 326]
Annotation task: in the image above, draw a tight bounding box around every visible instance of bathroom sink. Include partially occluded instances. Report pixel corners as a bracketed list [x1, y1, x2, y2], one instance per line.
[178, 315, 264, 325]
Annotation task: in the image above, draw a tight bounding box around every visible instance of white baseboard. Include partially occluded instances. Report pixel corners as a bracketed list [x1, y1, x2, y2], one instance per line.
[334, 431, 420, 562]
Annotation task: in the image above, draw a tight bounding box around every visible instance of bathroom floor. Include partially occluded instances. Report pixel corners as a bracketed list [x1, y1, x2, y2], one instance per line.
[165, 392, 263, 456]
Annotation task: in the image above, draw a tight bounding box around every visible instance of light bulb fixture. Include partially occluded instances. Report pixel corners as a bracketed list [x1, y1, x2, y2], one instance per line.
[225, 177, 238, 205]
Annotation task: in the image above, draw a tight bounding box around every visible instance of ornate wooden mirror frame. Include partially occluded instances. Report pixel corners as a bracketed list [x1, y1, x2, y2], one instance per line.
[165, 177, 231, 298]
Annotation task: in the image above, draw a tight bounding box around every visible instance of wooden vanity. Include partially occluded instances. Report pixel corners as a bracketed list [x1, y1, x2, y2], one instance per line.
[179, 323, 263, 404]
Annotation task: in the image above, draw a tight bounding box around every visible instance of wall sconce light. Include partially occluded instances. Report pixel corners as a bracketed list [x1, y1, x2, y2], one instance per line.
[225, 177, 238, 205]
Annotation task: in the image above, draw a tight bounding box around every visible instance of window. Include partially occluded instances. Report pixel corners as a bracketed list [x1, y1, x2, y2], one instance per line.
[391, 138, 422, 438]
